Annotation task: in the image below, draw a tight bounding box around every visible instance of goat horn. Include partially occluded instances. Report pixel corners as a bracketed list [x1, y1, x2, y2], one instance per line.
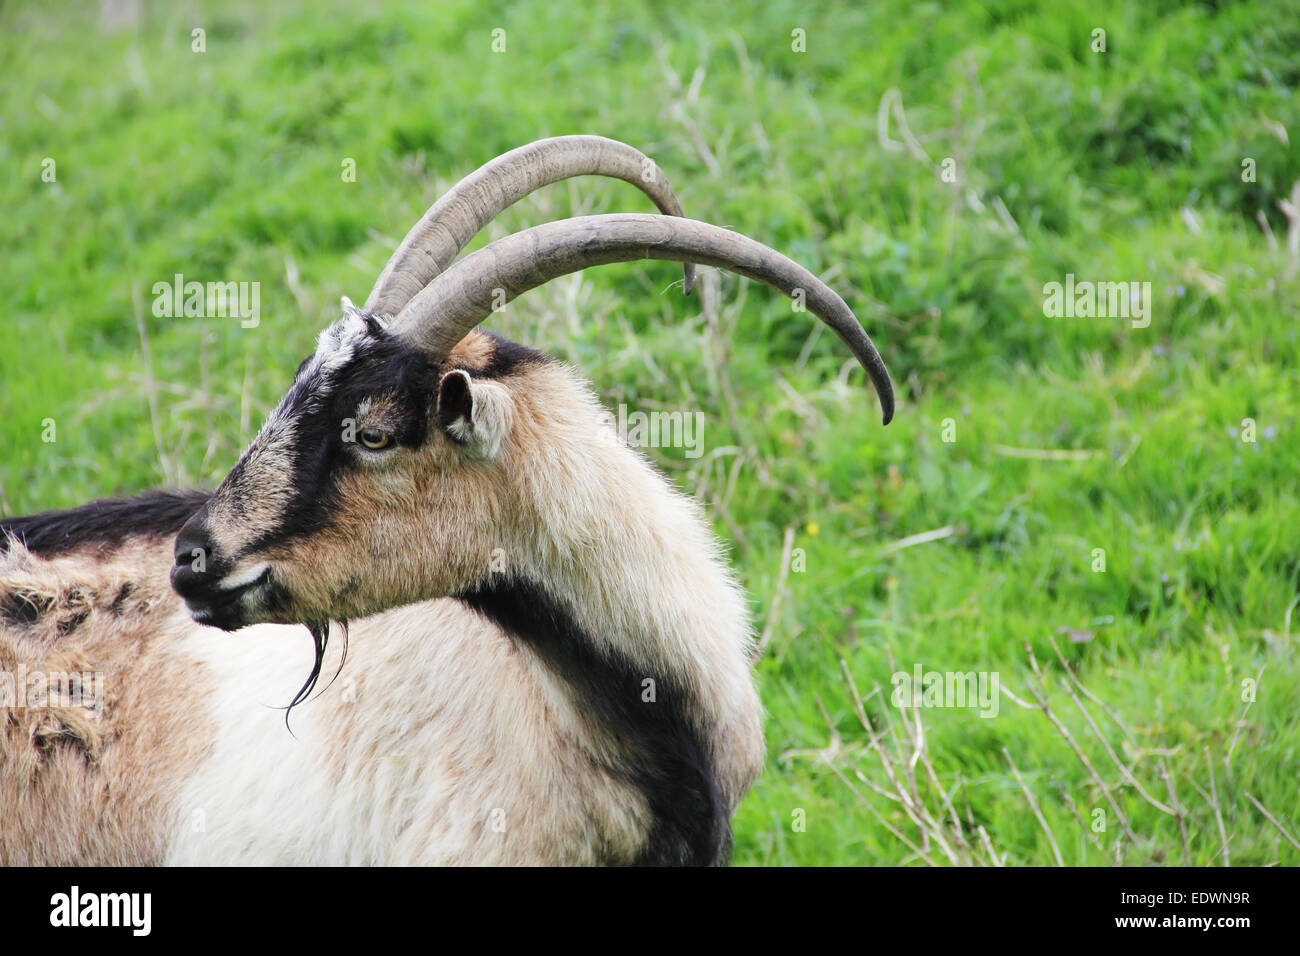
[392, 213, 895, 425]
[365, 136, 697, 318]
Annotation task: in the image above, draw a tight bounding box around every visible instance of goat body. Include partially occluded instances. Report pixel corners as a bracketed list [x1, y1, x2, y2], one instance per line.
[2, 339, 764, 866]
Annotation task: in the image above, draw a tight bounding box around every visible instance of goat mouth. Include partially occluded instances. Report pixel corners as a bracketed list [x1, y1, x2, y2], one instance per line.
[185, 567, 274, 631]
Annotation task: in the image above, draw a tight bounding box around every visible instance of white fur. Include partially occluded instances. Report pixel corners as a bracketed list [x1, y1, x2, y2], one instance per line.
[165, 601, 648, 865]
[215, 561, 270, 591]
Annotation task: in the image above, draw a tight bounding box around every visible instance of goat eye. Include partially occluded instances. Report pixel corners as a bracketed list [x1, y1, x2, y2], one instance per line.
[358, 428, 392, 450]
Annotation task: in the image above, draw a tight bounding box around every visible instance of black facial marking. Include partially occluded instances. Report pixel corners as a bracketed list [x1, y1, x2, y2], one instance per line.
[458, 577, 731, 867]
[234, 319, 556, 557]
[0, 491, 211, 559]
[244, 323, 548, 556]
[244, 324, 439, 554]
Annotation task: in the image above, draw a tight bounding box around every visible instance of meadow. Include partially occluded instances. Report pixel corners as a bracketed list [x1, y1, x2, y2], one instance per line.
[1, 0, 1297, 864]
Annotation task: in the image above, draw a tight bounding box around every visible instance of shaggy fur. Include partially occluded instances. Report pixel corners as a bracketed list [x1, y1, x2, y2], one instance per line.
[0, 539, 212, 865]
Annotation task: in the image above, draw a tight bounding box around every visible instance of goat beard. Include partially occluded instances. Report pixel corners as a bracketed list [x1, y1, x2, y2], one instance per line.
[283, 619, 349, 733]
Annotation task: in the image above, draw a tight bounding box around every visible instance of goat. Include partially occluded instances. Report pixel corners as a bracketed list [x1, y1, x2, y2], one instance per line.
[0, 136, 893, 866]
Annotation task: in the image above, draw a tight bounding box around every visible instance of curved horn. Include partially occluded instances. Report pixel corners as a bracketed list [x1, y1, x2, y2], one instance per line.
[365, 136, 696, 317]
[392, 214, 895, 424]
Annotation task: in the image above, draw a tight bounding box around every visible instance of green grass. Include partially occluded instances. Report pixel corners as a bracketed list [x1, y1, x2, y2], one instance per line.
[2, 0, 1297, 865]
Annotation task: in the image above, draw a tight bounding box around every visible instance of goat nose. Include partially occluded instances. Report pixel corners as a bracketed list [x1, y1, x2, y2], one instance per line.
[173, 523, 211, 567]
[171, 526, 225, 600]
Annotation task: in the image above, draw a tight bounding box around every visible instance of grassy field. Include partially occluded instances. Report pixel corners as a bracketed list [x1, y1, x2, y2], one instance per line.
[2, 0, 1298, 864]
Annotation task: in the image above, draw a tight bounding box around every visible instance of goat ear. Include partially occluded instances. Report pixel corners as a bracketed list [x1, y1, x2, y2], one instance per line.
[438, 369, 474, 429]
[437, 370, 512, 459]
